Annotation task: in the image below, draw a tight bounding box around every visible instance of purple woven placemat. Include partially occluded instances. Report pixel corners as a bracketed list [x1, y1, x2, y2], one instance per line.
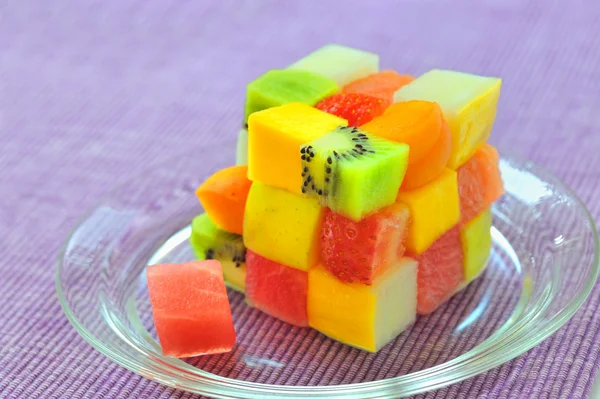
[1, 1, 600, 398]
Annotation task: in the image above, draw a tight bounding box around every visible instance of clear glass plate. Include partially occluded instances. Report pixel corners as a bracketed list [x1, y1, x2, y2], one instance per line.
[56, 143, 599, 398]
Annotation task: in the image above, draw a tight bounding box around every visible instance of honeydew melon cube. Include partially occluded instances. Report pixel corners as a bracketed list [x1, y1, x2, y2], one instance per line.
[288, 44, 379, 87]
[460, 208, 492, 282]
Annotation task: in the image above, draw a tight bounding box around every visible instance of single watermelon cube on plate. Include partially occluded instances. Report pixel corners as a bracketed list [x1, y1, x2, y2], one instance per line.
[245, 249, 309, 327]
[146, 260, 236, 357]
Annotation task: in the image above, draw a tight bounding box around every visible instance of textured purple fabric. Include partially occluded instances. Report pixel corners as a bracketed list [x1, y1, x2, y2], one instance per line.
[1, 1, 600, 398]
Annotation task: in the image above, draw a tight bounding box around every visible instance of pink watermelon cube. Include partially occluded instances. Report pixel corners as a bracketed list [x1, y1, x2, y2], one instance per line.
[146, 260, 236, 357]
[412, 226, 464, 315]
[245, 249, 309, 327]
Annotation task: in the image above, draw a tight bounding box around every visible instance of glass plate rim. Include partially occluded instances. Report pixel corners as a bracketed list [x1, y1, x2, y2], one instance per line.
[55, 145, 600, 398]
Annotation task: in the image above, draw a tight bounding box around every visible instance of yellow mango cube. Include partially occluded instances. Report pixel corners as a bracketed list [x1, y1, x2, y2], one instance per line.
[288, 44, 379, 86]
[308, 259, 417, 352]
[397, 169, 460, 255]
[394, 69, 502, 169]
[243, 181, 324, 271]
[461, 208, 492, 282]
[247, 103, 347, 195]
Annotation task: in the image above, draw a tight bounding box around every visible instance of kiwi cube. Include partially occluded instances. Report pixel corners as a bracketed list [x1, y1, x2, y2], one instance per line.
[300, 127, 409, 221]
[244, 69, 338, 122]
[190, 213, 247, 293]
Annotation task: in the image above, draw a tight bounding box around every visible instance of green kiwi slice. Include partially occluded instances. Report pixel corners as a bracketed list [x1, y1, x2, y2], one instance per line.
[244, 69, 338, 122]
[190, 213, 247, 292]
[300, 126, 409, 221]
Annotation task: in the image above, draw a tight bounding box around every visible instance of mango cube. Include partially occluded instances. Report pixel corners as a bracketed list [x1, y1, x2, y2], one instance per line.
[461, 208, 492, 282]
[307, 259, 417, 352]
[288, 44, 379, 86]
[244, 69, 338, 122]
[243, 181, 324, 271]
[394, 69, 502, 169]
[247, 103, 347, 195]
[397, 168, 460, 255]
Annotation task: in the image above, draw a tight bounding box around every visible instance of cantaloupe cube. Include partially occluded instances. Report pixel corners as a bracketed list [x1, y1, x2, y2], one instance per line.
[288, 44, 379, 86]
[243, 181, 324, 271]
[397, 169, 460, 255]
[461, 208, 493, 282]
[307, 259, 417, 352]
[247, 103, 347, 195]
[394, 69, 502, 169]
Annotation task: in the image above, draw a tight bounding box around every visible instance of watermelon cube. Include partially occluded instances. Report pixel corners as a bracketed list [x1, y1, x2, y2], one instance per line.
[245, 249, 309, 327]
[414, 226, 464, 315]
[146, 260, 236, 357]
[320, 202, 410, 285]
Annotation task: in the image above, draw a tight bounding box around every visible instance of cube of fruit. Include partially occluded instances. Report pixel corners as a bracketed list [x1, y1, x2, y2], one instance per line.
[362, 100, 452, 190]
[244, 69, 338, 122]
[397, 169, 460, 255]
[146, 260, 236, 357]
[307, 259, 417, 352]
[394, 69, 502, 169]
[414, 226, 464, 315]
[190, 213, 247, 293]
[301, 126, 409, 221]
[458, 143, 504, 225]
[320, 202, 409, 284]
[461, 208, 492, 283]
[401, 118, 452, 190]
[195, 165, 252, 235]
[245, 249, 308, 326]
[247, 103, 347, 195]
[236, 127, 248, 166]
[361, 100, 443, 165]
[243, 181, 324, 271]
[316, 92, 391, 127]
[342, 70, 414, 102]
[288, 44, 379, 86]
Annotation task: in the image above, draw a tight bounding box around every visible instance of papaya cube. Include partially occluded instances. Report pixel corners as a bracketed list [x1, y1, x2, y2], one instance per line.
[243, 182, 324, 271]
[288, 44, 379, 86]
[307, 259, 417, 352]
[397, 168, 460, 255]
[461, 208, 493, 283]
[244, 69, 338, 121]
[394, 69, 502, 169]
[247, 103, 347, 195]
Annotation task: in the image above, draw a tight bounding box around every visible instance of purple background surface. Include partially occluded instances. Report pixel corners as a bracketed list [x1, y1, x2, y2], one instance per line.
[2, 1, 600, 398]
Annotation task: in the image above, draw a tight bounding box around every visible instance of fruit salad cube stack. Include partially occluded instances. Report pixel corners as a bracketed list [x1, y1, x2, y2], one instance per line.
[191, 44, 504, 353]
